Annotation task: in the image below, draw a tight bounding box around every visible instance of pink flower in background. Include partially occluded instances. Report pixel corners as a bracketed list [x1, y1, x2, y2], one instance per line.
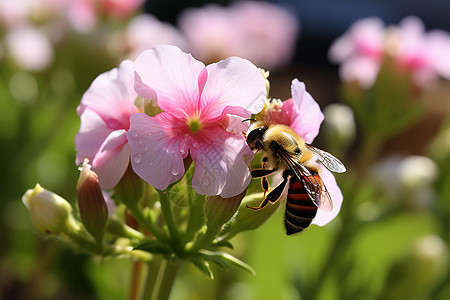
[75, 59, 138, 189]
[0, 0, 29, 27]
[392, 16, 450, 87]
[5, 25, 54, 71]
[263, 79, 342, 226]
[119, 14, 187, 60]
[67, 0, 97, 33]
[230, 1, 299, 69]
[101, 0, 144, 19]
[329, 16, 450, 89]
[178, 1, 298, 69]
[128, 45, 267, 197]
[328, 17, 385, 88]
[178, 4, 239, 63]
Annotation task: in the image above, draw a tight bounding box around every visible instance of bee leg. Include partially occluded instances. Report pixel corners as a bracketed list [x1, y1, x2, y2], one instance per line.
[261, 176, 269, 197]
[266, 178, 288, 203]
[246, 178, 288, 211]
[246, 197, 269, 211]
[251, 168, 277, 178]
[251, 168, 275, 196]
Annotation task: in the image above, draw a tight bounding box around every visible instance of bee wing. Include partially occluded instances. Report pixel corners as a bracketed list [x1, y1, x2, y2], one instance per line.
[275, 147, 333, 212]
[298, 172, 333, 212]
[306, 145, 346, 173]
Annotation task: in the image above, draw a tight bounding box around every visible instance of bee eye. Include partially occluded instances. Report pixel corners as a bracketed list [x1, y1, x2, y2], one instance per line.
[247, 126, 266, 143]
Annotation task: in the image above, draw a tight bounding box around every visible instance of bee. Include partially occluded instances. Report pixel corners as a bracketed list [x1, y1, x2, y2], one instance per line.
[245, 121, 346, 235]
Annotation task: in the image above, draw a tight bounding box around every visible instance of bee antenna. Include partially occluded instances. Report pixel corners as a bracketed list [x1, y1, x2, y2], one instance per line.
[242, 118, 257, 123]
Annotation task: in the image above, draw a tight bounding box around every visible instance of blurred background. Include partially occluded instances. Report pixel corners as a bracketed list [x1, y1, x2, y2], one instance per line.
[1, 0, 450, 299]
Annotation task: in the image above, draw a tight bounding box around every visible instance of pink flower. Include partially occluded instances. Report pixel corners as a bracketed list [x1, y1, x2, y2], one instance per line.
[67, 0, 97, 33]
[5, 25, 54, 71]
[312, 165, 343, 227]
[329, 16, 450, 89]
[75, 59, 138, 189]
[263, 79, 342, 226]
[230, 1, 299, 69]
[328, 17, 384, 88]
[101, 0, 144, 19]
[178, 1, 298, 69]
[392, 16, 450, 87]
[119, 14, 187, 60]
[263, 79, 324, 144]
[127, 45, 267, 197]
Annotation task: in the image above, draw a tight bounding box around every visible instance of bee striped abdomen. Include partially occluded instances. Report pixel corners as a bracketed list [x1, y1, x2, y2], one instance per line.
[284, 177, 318, 235]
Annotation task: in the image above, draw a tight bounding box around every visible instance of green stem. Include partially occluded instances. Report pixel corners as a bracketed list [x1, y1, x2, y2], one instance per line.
[128, 205, 169, 244]
[187, 225, 220, 253]
[142, 257, 180, 300]
[158, 191, 181, 242]
[142, 256, 163, 300]
[63, 226, 99, 253]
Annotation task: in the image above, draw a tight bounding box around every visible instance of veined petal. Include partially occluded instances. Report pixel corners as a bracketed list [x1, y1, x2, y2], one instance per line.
[290, 79, 324, 143]
[312, 166, 343, 227]
[190, 131, 253, 198]
[75, 108, 111, 165]
[127, 113, 188, 190]
[92, 130, 130, 189]
[77, 60, 137, 130]
[134, 45, 205, 117]
[200, 56, 267, 118]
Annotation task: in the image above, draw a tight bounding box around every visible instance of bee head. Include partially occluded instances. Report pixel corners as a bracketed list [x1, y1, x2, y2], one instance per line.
[245, 122, 268, 151]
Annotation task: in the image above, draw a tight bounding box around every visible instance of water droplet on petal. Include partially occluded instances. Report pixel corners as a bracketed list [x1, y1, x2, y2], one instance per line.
[134, 153, 143, 164]
[193, 141, 199, 148]
[180, 148, 186, 155]
[171, 166, 179, 176]
[132, 131, 138, 138]
[139, 138, 143, 145]
[184, 134, 192, 143]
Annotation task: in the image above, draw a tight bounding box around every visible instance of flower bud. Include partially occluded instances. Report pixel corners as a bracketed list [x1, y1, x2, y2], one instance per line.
[22, 184, 78, 235]
[114, 162, 144, 207]
[77, 159, 108, 241]
[205, 189, 246, 228]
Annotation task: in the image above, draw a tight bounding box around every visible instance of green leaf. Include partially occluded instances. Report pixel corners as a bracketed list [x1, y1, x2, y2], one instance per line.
[199, 250, 256, 276]
[211, 240, 234, 249]
[190, 257, 214, 279]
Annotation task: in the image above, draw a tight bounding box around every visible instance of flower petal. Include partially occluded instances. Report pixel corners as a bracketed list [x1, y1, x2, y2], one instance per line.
[312, 166, 343, 227]
[290, 79, 324, 143]
[190, 131, 253, 198]
[200, 56, 267, 118]
[92, 130, 130, 189]
[134, 45, 205, 117]
[75, 108, 111, 165]
[127, 113, 188, 190]
[77, 59, 137, 130]
[340, 56, 380, 89]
